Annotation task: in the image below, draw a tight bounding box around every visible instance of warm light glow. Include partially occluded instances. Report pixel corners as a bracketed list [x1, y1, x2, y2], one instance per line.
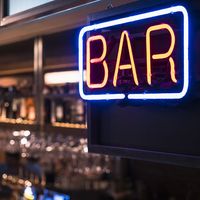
[0, 118, 34, 125]
[24, 130, 31, 137]
[25, 180, 32, 187]
[18, 179, 24, 185]
[46, 146, 53, 152]
[113, 31, 139, 87]
[86, 35, 108, 88]
[45, 70, 86, 85]
[23, 186, 34, 200]
[13, 131, 20, 137]
[9, 140, 15, 145]
[52, 122, 87, 129]
[20, 137, 28, 145]
[2, 174, 7, 179]
[146, 24, 176, 85]
[21, 153, 27, 158]
[169, 57, 177, 83]
[83, 146, 88, 153]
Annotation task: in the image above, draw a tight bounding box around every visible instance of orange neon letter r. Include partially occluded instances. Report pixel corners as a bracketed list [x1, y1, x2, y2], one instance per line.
[86, 35, 108, 89]
[146, 24, 177, 85]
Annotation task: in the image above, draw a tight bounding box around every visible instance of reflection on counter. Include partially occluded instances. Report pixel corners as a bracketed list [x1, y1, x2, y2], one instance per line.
[0, 129, 124, 200]
[0, 129, 196, 200]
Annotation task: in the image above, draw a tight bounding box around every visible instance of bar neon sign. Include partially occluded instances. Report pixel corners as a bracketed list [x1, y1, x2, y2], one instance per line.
[79, 6, 189, 100]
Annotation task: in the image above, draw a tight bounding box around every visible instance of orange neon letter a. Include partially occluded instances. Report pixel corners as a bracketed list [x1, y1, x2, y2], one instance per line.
[146, 24, 177, 85]
[113, 31, 139, 87]
[86, 35, 108, 88]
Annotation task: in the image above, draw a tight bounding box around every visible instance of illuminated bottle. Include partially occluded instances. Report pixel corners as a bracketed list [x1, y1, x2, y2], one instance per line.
[55, 100, 64, 123]
[26, 98, 35, 121]
[20, 98, 27, 120]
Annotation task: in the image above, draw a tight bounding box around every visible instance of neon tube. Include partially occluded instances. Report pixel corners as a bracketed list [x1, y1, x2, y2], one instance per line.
[79, 5, 189, 100]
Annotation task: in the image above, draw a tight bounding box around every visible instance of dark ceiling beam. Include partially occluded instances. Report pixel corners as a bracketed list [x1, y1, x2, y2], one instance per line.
[0, 0, 136, 46]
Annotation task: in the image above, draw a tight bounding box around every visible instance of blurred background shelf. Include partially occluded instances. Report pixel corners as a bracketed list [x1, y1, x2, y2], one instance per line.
[0, 121, 38, 131]
[0, 118, 35, 125]
[44, 94, 80, 101]
[43, 124, 87, 137]
[0, 28, 87, 137]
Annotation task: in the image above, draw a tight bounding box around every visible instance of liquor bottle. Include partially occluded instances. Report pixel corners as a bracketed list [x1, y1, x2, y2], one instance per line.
[55, 100, 64, 123]
[5, 100, 12, 119]
[12, 98, 18, 119]
[68, 83, 78, 95]
[1, 102, 6, 119]
[26, 98, 36, 121]
[17, 77, 33, 96]
[63, 100, 71, 123]
[71, 99, 85, 124]
[20, 98, 27, 120]
[51, 100, 56, 123]
[0, 99, 5, 119]
[6, 86, 16, 119]
[44, 99, 51, 123]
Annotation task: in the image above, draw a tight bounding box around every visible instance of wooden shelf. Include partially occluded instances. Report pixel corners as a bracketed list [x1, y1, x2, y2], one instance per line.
[0, 68, 33, 76]
[0, 118, 38, 131]
[0, 21, 86, 137]
[44, 124, 87, 137]
[44, 93, 79, 100]
[0, 93, 34, 100]
[43, 63, 77, 72]
[0, 118, 35, 125]
[0, 118, 87, 135]
[0, 0, 135, 46]
[52, 122, 87, 129]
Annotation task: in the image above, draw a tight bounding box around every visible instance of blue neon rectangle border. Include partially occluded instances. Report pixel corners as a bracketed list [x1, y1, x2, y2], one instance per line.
[78, 5, 189, 100]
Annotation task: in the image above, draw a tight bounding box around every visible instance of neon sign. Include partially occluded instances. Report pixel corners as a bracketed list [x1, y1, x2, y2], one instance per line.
[79, 6, 189, 100]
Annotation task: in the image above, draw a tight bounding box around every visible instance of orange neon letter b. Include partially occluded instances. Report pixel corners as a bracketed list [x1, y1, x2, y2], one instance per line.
[146, 24, 177, 85]
[86, 35, 108, 89]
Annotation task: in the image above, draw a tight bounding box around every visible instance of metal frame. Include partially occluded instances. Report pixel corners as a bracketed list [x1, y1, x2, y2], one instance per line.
[0, 0, 136, 46]
[89, 142, 200, 168]
[87, 98, 200, 169]
[34, 37, 44, 131]
[86, 0, 200, 168]
[1, 0, 92, 26]
[1, 0, 135, 26]
[0, 0, 4, 23]
[79, 5, 189, 100]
